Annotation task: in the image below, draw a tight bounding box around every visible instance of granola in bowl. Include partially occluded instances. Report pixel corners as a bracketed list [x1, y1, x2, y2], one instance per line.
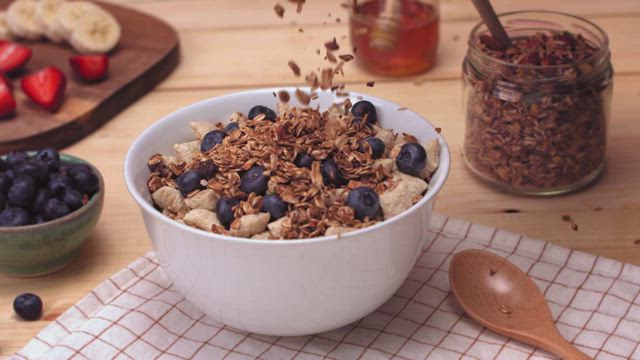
[145, 97, 440, 240]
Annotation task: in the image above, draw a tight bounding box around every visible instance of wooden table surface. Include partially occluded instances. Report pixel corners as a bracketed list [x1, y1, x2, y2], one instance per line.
[2, 0, 640, 356]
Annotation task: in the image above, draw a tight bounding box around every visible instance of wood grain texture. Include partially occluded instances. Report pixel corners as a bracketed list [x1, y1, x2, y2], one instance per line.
[0, 1, 179, 153]
[1, 0, 640, 356]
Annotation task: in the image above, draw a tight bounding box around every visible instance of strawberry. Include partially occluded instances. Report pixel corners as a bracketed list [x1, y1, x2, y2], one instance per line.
[0, 80, 16, 118]
[69, 54, 108, 82]
[0, 42, 32, 74]
[21, 66, 67, 112]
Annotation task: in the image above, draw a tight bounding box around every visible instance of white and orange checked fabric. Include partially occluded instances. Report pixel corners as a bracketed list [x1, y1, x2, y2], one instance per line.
[11, 214, 640, 360]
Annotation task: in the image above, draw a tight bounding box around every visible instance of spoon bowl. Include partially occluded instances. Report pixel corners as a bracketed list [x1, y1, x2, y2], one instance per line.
[449, 249, 591, 360]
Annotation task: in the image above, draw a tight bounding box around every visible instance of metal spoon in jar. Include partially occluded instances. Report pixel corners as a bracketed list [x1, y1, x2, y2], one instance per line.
[449, 249, 591, 360]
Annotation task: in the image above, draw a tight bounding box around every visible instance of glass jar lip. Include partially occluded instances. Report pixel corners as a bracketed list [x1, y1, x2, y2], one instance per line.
[467, 10, 610, 70]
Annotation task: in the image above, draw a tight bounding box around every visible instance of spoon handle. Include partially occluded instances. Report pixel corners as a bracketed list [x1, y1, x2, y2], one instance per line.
[543, 337, 592, 360]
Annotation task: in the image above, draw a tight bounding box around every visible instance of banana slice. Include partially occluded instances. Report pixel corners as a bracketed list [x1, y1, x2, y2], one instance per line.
[69, 11, 121, 54]
[35, 0, 66, 43]
[0, 12, 13, 40]
[6, 0, 44, 40]
[52, 1, 105, 41]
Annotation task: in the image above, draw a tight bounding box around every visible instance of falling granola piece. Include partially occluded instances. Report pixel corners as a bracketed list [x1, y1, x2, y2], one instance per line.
[174, 141, 201, 163]
[288, 60, 301, 77]
[274, 3, 285, 17]
[324, 37, 340, 50]
[366, 81, 375, 87]
[190, 122, 218, 141]
[278, 90, 290, 103]
[184, 189, 220, 211]
[152, 186, 190, 213]
[325, 226, 355, 236]
[339, 54, 354, 62]
[230, 213, 271, 238]
[183, 209, 222, 231]
[379, 172, 429, 219]
[295, 88, 311, 105]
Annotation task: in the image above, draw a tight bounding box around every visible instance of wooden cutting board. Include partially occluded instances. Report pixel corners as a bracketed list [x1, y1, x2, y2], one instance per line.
[0, 0, 179, 153]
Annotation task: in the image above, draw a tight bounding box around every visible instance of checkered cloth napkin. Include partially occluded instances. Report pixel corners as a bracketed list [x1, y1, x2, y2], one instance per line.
[11, 214, 640, 360]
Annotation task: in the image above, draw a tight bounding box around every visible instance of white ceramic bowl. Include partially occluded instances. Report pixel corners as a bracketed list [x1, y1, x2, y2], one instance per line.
[124, 88, 450, 336]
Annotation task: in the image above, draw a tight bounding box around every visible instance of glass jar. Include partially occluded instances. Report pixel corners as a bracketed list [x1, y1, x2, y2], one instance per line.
[349, 0, 439, 76]
[462, 11, 613, 195]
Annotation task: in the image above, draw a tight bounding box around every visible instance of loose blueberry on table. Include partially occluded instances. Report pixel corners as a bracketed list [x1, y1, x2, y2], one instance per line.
[13, 293, 43, 321]
[0, 149, 100, 227]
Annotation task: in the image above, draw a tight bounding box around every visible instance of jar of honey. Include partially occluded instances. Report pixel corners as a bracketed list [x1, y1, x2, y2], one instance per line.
[349, 0, 440, 76]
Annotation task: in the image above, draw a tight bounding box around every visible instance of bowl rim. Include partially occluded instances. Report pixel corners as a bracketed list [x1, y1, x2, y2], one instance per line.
[0, 152, 105, 234]
[124, 87, 451, 245]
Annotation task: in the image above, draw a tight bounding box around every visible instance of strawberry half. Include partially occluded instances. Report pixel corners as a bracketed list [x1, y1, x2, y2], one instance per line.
[0, 42, 32, 74]
[0, 80, 16, 118]
[69, 54, 108, 82]
[21, 66, 67, 112]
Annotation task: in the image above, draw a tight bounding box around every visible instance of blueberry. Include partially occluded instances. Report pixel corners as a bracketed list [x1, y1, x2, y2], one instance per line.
[240, 166, 269, 195]
[31, 189, 51, 214]
[0, 172, 11, 194]
[248, 105, 276, 121]
[5, 151, 29, 168]
[4, 169, 15, 181]
[47, 173, 71, 196]
[62, 188, 84, 211]
[35, 148, 60, 171]
[42, 198, 70, 221]
[201, 130, 227, 153]
[261, 194, 288, 221]
[358, 137, 385, 159]
[351, 100, 377, 124]
[346, 187, 381, 221]
[216, 197, 240, 229]
[0, 157, 5, 171]
[14, 159, 49, 185]
[321, 158, 346, 187]
[13, 293, 43, 321]
[224, 122, 240, 134]
[34, 216, 45, 224]
[176, 170, 205, 197]
[0, 207, 33, 227]
[69, 167, 100, 194]
[8, 175, 37, 208]
[294, 152, 313, 168]
[396, 143, 427, 177]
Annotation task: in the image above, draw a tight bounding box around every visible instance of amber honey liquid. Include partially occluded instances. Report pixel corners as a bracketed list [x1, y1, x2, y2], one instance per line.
[350, 0, 439, 76]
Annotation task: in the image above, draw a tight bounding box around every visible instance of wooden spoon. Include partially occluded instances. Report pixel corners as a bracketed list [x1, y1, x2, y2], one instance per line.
[449, 249, 591, 360]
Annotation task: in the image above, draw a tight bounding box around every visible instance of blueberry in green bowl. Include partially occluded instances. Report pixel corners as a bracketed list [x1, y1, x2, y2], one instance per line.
[0, 149, 104, 277]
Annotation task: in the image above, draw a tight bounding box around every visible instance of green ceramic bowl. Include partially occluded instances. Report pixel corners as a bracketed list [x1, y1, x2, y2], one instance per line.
[0, 153, 104, 277]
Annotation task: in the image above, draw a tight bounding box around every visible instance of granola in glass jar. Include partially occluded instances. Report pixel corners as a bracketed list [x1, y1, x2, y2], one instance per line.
[462, 11, 613, 195]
